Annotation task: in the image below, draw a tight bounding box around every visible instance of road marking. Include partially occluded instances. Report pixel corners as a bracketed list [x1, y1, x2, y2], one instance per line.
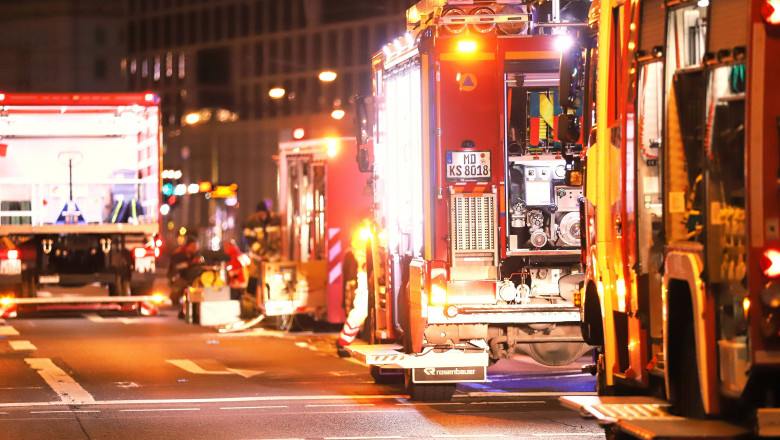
[10, 340, 37, 351]
[84, 314, 104, 322]
[24, 358, 95, 405]
[0, 394, 411, 408]
[31, 410, 100, 414]
[530, 434, 604, 437]
[24, 358, 94, 404]
[458, 391, 597, 398]
[470, 400, 546, 405]
[326, 437, 404, 440]
[306, 404, 375, 407]
[220, 405, 287, 410]
[433, 436, 506, 438]
[120, 408, 200, 412]
[0, 326, 19, 336]
[166, 359, 264, 378]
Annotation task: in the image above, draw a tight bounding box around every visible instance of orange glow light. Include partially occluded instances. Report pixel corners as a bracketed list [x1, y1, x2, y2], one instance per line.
[762, 249, 780, 278]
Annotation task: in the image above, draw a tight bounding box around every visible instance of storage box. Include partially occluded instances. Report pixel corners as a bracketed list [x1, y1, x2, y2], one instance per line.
[199, 300, 240, 326]
[188, 286, 230, 303]
[718, 337, 749, 393]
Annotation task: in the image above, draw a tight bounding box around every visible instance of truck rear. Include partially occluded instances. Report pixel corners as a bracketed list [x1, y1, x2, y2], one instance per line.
[0, 93, 163, 316]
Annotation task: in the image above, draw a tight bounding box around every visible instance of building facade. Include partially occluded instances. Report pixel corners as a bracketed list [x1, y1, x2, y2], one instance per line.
[124, 0, 413, 247]
[0, 0, 126, 93]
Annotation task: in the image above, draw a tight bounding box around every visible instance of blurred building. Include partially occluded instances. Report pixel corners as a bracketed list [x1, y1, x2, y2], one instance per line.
[124, 0, 414, 248]
[0, 0, 126, 92]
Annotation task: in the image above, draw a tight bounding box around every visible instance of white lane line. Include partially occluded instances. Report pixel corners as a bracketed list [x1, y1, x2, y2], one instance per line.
[325, 437, 404, 440]
[10, 340, 37, 351]
[31, 410, 101, 414]
[24, 358, 95, 405]
[470, 400, 546, 405]
[166, 359, 264, 378]
[120, 408, 200, 412]
[433, 436, 506, 439]
[220, 406, 287, 410]
[0, 326, 19, 336]
[458, 391, 597, 398]
[84, 314, 104, 322]
[0, 393, 411, 408]
[530, 434, 604, 437]
[306, 404, 375, 407]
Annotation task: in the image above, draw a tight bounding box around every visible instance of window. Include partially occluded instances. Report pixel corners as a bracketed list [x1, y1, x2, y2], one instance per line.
[283, 38, 293, 74]
[268, 1, 278, 33]
[163, 15, 172, 47]
[240, 3, 250, 37]
[254, 42, 264, 76]
[311, 34, 322, 70]
[297, 36, 308, 71]
[94, 26, 107, 46]
[269, 40, 278, 75]
[189, 11, 198, 45]
[176, 14, 185, 46]
[166, 52, 174, 77]
[94, 58, 107, 79]
[214, 6, 224, 40]
[154, 55, 161, 81]
[254, 0, 264, 35]
[128, 22, 137, 52]
[228, 4, 237, 39]
[200, 8, 210, 43]
[178, 53, 186, 79]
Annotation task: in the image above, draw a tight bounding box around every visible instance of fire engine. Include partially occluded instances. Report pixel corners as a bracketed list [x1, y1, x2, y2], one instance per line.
[557, 0, 780, 436]
[0, 93, 164, 317]
[258, 137, 372, 331]
[348, 0, 592, 401]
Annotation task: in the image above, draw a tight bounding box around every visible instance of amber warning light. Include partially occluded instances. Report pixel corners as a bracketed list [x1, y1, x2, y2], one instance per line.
[761, 249, 780, 278]
[763, 0, 780, 25]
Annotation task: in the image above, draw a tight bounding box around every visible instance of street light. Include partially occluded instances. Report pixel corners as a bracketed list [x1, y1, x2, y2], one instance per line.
[269, 87, 286, 99]
[331, 109, 345, 120]
[319, 71, 337, 82]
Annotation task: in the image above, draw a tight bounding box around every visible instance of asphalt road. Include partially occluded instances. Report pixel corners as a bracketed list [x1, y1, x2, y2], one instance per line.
[0, 293, 605, 440]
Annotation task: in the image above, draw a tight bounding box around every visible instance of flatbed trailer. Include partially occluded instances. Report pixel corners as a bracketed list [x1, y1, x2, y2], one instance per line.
[0, 294, 165, 317]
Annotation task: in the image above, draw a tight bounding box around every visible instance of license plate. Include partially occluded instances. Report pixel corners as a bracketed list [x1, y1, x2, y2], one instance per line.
[446, 150, 491, 181]
[134, 256, 155, 274]
[39, 274, 60, 284]
[0, 259, 21, 275]
[412, 366, 486, 383]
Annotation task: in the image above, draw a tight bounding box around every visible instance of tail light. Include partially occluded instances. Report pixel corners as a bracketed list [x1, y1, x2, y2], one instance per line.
[760, 248, 780, 278]
[3, 249, 19, 260]
[761, 0, 780, 26]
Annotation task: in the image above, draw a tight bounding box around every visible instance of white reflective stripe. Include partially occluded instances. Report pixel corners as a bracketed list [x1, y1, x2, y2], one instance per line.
[329, 262, 342, 285]
[328, 227, 340, 240]
[329, 240, 342, 262]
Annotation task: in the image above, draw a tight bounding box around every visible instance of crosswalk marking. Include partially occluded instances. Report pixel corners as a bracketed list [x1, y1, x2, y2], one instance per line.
[0, 326, 19, 336]
[166, 359, 264, 378]
[9, 340, 36, 351]
[25, 358, 95, 405]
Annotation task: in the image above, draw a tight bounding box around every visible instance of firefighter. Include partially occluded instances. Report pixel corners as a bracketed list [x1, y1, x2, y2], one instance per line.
[243, 201, 281, 295]
[336, 231, 369, 357]
[224, 239, 250, 301]
[167, 235, 202, 306]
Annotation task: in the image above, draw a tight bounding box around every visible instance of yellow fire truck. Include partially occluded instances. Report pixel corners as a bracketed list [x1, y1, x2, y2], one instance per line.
[558, 0, 780, 437]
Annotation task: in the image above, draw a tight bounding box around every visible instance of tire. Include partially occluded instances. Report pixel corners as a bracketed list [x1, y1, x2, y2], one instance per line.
[405, 370, 456, 402]
[276, 313, 294, 332]
[669, 323, 706, 418]
[582, 289, 604, 346]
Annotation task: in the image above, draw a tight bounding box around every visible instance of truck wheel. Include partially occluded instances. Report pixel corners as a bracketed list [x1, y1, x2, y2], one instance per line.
[109, 276, 130, 296]
[276, 314, 294, 332]
[405, 370, 456, 402]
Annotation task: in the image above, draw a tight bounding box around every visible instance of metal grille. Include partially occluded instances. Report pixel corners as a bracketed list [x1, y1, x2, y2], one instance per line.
[452, 194, 496, 252]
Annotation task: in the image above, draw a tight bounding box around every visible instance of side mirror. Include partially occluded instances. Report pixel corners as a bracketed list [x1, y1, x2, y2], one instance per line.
[354, 95, 374, 147]
[559, 44, 584, 110]
[354, 95, 374, 173]
[556, 113, 581, 144]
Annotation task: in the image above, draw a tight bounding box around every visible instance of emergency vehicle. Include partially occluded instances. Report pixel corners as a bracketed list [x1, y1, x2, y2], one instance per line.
[259, 137, 372, 331]
[557, 0, 780, 436]
[348, 0, 592, 401]
[0, 93, 164, 317]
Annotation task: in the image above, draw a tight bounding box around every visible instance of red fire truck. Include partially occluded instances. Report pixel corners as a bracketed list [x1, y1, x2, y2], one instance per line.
[348, 0, 592, 401]
[0, 93, 164, 317]
[557, 0, 780, 437]
[258, 137, 372, 331]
